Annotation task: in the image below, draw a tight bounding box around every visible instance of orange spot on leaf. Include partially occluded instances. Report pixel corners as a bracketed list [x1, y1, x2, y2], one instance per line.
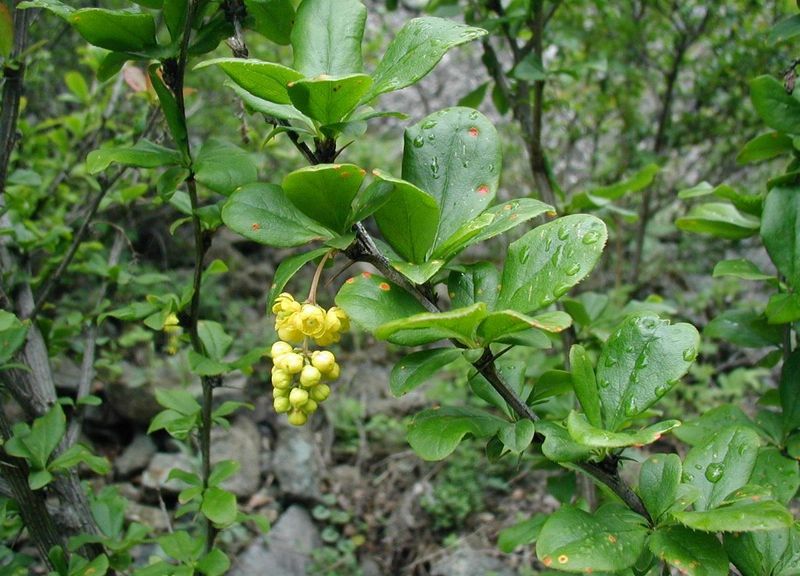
[251, 223, 261, 231]
[379, 282, 391, 291]
[542, 557, 552, 567]
[477, 185, 490, 195]
[361, 271, 372, 278]
[469, 127, 479, 137]
[607, 535, 617, 544]
[346, 277, 355, 284]
[558, 555, 569, 564]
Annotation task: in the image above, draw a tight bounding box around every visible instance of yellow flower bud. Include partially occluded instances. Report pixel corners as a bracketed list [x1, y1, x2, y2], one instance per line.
[287, 410, 308, 426]
[289, 387, 309, 408]
[271, 368, 292, 389]
[310, 383, 331, 402]
[277, 323, 304, 344]
[324, 362, 341, 381]
[302, 399, 318, 414]
[311, 350, 336, 373]
[273, 387, 289, 398]
[300, 365, 322, 387]
[272, 293, 300, 315]
[273, 397, 291, 413]
[294, 304, 327, 338]
[270, 340, 294, 359]
[277, 352, 304, 374]
[313, 331, 339, 346]
[327, 306, 349, 333]
[163, 313, 180, 333]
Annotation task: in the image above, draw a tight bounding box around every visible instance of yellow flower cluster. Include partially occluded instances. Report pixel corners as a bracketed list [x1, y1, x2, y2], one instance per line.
[270, 293, 348, 426]
[272, 293, 349, 346]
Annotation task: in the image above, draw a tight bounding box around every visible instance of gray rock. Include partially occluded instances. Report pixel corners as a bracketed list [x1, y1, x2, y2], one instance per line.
[141, 452, 194, 493]
[430, 543, 516, 576]
[115, 434, 156, 477]
[210, 417, 262, 497]
[231, 505, 321, 576]
[270, 428, 321, 500]
[125, 502, 171, 532]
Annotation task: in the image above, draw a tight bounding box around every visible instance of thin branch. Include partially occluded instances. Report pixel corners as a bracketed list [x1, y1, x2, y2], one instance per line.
[66, 233, 125, 446]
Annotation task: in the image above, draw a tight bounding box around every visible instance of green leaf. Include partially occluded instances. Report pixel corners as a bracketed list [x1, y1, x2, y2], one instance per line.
[283, 164, 365, 233]
[154, 389, 201, 416]
[201, 487, 238, 526]
[596, 314, 699, 430]
[86, 140, 181, 175]
[767, 293, 800, 324]
[569, 345, 601, 428]
[648, 525, 728, 576]
[497, 514, 545, 553]
[750, 75, 800, 134]
[675, 500, 793, 532]
[243, 0, 294, 45]
[537, 420, 593, 463]
[208, 460, 240, 488]
[431, 198, 553, 261]
[498, 214, 607, 314]
[569, 164, 659, 211]
[197, 549, 230, 576]
[18, 0, 73, 17]
[407, 406, 508, 461]
[0, 311, 28, 364]
[566, 412, 679, 449]
[762, 186, 800, 290]
[224, 81, 314, 129]
[402, 108, 501, 248]
[162, 0, 186, 41]
[726, 527, 800, 576]
[477, 309, 571, 344]
[681, 426, 761, 511]
[347, 176, 394, 225]
[366, 17, 486, 100]
[372, 171, 439, 263]
[148, 64, 189, 158]
[267, 248, 330, 308]
[24, 404, 66, 469]
[157, 531, 198, 562]
[536, 504, 648, 573]
[195, 58, 303, 104]
[781, 348, 800, 435]
[194, 138, 258, 195]
[68, 8, 156, 52]
[291, 0, 366, 77]
[497, 419, 535, 453]
[737, 131, 794, 164]
[676, 202, 760, 239]
[287, 74, 373, 127]
[457, 81, 489, 109]
[335, 273, 433, 344]
[639, 453, 682, 523]
[0, 5, 13, 59]
[48, 444, 110, 475]
[390, 259, 447, 285]
[222, 183, 335, 247]
[28, 469, 53, 490]
[750, 447, 799, 504]
[197, 321, 233, 362]
[704, 309, 783, 348]
[376, 302, 488, 347]
[713, 258, 775, 281]
[713, 185, 763, 217]
[674, 405, 761, 446]
[447, 263, 500, 310]
[390, 348, 463, 396]
[770, 14, 800, 44]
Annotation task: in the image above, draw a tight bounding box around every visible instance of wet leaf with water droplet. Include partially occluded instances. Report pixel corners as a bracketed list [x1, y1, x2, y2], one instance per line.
[596, 313, 699, 430]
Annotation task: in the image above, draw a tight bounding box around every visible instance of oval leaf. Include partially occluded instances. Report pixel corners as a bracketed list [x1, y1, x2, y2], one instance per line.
[498, 214, 607, 314]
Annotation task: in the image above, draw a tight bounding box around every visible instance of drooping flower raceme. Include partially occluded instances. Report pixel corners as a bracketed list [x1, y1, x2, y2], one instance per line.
[269, 293, 347, 426]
